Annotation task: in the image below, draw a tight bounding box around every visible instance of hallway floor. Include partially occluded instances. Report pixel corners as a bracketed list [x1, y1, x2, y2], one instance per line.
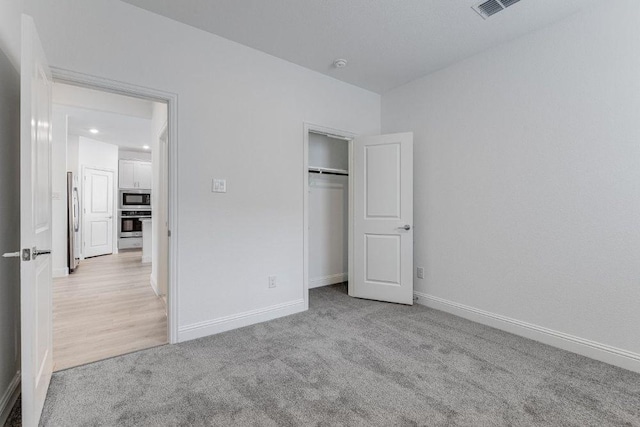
[53, 250, 167, 371]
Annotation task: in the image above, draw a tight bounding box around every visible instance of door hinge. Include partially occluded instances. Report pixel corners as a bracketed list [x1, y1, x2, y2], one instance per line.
[168, 230, 171, 237]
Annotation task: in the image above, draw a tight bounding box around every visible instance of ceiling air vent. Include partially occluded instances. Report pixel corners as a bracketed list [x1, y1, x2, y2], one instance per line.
[473, 0, 522, 19]
[473, 0, 504, 18]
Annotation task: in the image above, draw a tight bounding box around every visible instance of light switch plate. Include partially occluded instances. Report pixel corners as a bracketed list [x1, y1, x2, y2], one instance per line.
[212, 179, 227, 193]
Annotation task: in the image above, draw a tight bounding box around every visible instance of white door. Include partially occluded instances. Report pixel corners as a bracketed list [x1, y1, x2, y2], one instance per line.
[351, 132, 414, 304]
[83, 168, 114, 258]
[20, 15, 53, 427]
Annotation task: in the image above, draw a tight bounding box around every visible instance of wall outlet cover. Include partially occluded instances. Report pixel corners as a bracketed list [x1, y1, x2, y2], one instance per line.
[417, 267, 425, 279]
[268, 275, 277, 288]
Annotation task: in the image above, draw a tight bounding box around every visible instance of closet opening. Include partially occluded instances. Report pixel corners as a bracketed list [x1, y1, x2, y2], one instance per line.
[303, 124, 355, 308]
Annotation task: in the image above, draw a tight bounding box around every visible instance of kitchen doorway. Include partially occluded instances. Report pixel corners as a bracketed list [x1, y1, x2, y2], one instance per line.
[49, 75, 175, 371]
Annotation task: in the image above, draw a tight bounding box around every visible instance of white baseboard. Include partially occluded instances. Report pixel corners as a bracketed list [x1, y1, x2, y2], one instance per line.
[52, 267, 68, 278]
[0, 371, 20, 427]
[178, 299, 306, 342]
[309, 273, 347, 289]
[150, 274, 159, 296]
[414, 292, 640, 374]
[141, 255, 151, 264]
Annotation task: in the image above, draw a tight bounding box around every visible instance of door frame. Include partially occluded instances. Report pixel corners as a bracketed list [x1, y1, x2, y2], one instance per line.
[51, 66, 180, 344]
[302, 123, 356, 310]
[81, 166, 115, 258]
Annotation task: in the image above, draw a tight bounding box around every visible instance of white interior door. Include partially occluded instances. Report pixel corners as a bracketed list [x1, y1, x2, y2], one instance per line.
[351, 132, 414, 304]
[20, 15, 53, 427]
[83, 168, 114, 258]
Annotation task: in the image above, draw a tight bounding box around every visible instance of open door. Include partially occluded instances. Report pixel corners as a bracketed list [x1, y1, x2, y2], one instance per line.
[20, 15, 54, 427]
[350, 132, 414, 304]
[82, 167, 114, 258]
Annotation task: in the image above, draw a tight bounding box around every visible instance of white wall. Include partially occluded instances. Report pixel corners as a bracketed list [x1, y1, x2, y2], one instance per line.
[119, 150, 151, 162]
[51, 110, 69, 277]
[54, 83, 153, 119]
[67, 134, 79, 179]
[308, 134, 349, 287]
[382, 0, 640, 371]
[78, 137, 119, 257]
[21, 0, 380, 340]
[309, 133, 349, 171]
[0, 43, 21, 424]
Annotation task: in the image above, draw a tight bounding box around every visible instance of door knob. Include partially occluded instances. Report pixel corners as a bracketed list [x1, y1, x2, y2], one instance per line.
[398, 225, 411, 231]
[32, 248, 52, 259]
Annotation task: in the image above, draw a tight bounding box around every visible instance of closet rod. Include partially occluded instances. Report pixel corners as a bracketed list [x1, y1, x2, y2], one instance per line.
[308, 166, 349, 176]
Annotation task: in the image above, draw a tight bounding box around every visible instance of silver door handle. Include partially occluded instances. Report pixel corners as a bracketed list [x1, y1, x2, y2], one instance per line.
[398, 225, 411, 231]
[33, 249, 52, 259]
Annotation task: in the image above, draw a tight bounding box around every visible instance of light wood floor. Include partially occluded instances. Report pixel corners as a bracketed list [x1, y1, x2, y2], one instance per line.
[53, 250, 168, 371]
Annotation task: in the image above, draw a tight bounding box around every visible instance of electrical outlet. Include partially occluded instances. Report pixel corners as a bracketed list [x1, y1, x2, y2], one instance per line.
[417, 267, 425, 279]
[268, 276, 277, 288]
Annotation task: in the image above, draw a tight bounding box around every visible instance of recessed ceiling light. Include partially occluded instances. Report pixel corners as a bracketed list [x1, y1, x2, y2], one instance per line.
[143, 145, 150, 150]
[89, 128, 99, 134]
[333, 59, 348, 68]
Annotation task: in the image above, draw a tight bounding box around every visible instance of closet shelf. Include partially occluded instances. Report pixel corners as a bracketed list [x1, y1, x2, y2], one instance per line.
[308, 166, 348, 176]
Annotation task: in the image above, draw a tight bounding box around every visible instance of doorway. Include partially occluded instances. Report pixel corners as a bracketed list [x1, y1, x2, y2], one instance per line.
[49, 80, 172, 371]
[304, 125, 416, 308]
[303, 124, 355, 309]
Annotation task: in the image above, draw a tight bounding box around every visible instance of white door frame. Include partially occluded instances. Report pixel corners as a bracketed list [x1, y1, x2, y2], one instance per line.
[303, 123, 356, 310]
[51, 66, 180, 344]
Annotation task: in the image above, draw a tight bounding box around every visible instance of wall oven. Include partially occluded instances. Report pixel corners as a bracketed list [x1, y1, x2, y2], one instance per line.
[120, 190, 151, 209]
[120, 210, 151, 238]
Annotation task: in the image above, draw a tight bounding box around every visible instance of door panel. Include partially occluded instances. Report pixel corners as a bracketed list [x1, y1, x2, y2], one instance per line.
[20, 14, 53, 427]
[351, 132, 413, 305]
[365, 234, 401, 285]
[90, 222, 108, 246]
[83, 168, 113, 258]
[365, 143, 401, 218]
[91, 174, 109, 212]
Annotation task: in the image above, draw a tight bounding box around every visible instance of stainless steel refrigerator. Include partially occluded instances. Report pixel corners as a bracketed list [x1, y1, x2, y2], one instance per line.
[67, 172, 80, 272]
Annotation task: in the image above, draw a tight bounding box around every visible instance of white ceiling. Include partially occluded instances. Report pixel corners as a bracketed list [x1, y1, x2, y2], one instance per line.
[121, 0, 597, 93]
[55, 104, 154, 151]
[53, 82, 158, 152]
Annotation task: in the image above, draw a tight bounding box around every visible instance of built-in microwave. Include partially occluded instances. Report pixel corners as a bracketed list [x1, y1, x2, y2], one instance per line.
[120, 190, 151, 209]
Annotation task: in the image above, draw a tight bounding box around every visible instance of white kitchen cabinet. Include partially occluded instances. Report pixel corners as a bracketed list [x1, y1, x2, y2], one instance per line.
[136, 162, 152, 189]
[119, 160, 152, 189]
[119, 160, 136, 188]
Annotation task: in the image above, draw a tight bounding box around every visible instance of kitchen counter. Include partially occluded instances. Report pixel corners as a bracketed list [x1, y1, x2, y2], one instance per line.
[141, 219, 152, 264]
